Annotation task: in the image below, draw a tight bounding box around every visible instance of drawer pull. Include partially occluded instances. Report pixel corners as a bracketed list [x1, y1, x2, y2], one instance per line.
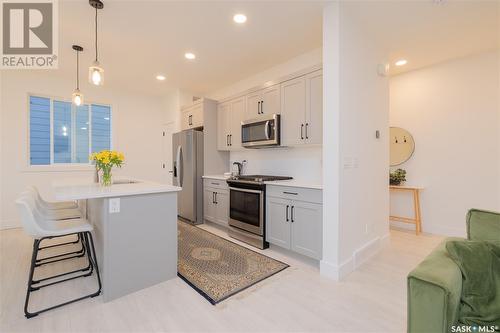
[211, 182, 220, 185]
[283, 191, 298, 195]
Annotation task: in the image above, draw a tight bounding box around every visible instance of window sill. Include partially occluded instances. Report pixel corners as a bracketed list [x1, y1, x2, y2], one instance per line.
[23, 165, 95, 173]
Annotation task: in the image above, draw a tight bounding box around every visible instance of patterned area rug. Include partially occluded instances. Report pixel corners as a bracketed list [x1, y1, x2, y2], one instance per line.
[177, 221, 289, 304]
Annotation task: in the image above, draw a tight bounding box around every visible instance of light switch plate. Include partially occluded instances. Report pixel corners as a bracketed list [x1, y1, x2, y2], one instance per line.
[109, 198, 120, 213]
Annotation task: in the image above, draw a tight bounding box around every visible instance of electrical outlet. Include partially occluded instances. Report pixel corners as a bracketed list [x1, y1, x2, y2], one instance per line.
[109, 198, 120, 213]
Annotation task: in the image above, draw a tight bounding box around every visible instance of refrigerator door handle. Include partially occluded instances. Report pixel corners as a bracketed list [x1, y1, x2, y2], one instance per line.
[176, 145, 183, 187]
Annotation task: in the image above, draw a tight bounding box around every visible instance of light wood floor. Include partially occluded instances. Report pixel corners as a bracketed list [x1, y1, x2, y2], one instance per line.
[0, 223, 443, 333]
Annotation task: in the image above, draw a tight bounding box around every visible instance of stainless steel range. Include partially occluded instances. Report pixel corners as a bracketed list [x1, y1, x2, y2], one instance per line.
[227, 175, 292, 249]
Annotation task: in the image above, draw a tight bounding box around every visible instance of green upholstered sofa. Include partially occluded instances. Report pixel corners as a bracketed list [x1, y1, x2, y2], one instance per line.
[407, 209, 500, 333]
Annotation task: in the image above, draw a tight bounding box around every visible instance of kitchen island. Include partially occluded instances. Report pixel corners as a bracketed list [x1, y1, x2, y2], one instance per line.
[53, 179, 181, 302]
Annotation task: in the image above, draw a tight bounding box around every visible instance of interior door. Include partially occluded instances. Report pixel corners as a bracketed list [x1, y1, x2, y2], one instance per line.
[305, 70, 323, 145]
[290, 201, 322, 259]
[230, 97, 245, 150]
[217, 102, 231, 151]
[281, 76, 306, 146]
[245, 91, 261, 119]
[266, 197, 291, 249]
[261, 85, 281, 115]
[162, 122, 175, 184]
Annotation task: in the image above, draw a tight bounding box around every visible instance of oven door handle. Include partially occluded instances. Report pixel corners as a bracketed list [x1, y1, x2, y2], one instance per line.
[229, 187, 263, 194]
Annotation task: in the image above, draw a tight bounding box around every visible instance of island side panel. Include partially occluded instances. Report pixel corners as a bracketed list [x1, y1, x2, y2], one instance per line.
[99, 192, 178, 302]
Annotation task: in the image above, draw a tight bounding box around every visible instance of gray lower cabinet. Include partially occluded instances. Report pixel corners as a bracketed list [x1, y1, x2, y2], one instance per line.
[266, 197, 291, 248]
[266, 186, 322, 260]
[203, 184, 229, 227]
[289, 200, 322, 259]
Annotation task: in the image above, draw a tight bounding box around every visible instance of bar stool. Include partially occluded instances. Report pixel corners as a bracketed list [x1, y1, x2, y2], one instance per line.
[26, 186, 78, 210]
[19, 193, 86, 266]
[24, 187, 83, 251]
[16, 197, 102, 318]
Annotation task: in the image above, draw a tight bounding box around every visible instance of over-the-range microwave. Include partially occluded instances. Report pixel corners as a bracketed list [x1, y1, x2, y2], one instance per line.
[241, 114, 281, 148]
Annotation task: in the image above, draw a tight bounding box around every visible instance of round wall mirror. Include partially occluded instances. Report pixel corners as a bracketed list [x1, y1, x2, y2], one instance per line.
[390, 127, 415, 166]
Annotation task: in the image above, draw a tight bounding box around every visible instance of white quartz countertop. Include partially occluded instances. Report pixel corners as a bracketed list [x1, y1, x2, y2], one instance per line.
[264, 180, 323, 190]
[52, 178, 181, 201]
[202, 175, 230, 181]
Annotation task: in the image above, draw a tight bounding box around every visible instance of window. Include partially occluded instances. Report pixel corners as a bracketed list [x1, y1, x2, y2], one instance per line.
[29, 95, 111, 165]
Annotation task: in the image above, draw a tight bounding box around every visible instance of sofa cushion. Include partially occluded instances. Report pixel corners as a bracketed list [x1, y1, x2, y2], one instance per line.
[467, 209, 500, 241]
[446, 240, 500, 327]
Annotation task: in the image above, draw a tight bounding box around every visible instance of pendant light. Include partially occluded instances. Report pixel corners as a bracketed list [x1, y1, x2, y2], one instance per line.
[88, 0, 104, 86]
[72, 45, 84, 106]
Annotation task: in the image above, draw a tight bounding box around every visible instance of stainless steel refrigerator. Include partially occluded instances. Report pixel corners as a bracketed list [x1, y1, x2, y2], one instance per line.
[172, 129, 204, 224]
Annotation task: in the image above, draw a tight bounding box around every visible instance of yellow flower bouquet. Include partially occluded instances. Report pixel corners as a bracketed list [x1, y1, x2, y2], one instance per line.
[90, 150, 125, 186]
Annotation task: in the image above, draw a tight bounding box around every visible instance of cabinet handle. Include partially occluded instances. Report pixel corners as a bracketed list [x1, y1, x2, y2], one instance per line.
[226, 134, 229, 146]
[258, 101, 261, 114]
[291, 206, 295, 222]
[305, 123, 309, 139]
[283, 191, 298, 195]
[229, 134, 232, 146]
[215, 192, 218, 204]
[211, 182, 220, 186]
[261, 100, 264, 114]
[301, 124, 304, 140]
[212, 192, 215, 204]
[286, 205, 289, 222]
[188, 115, 192, 126]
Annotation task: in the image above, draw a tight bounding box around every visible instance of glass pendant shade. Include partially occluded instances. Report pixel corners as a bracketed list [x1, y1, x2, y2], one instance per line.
[72, 89, 84, 106]
[89, 61, 104, 86]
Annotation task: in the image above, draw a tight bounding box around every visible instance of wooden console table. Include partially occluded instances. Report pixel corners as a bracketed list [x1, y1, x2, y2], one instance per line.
[389, 185, 423, 235]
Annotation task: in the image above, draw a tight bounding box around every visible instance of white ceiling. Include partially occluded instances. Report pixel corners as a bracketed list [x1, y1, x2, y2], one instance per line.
[52, 1, 498, 97]
[344, 0, 498, 76]
[56, 1, 324, 97]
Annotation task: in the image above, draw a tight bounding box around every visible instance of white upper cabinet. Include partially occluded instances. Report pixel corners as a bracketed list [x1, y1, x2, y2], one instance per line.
[217, 102, 231, 151]
[245, 85, 281, 119]
[281, 76, 306, 146]
[281, 70, 323, 146]
[217, 97, 245, 151]
[305, 70, 323, 145]
[229, 97, 244, 150]
[181, 102, 204, 130]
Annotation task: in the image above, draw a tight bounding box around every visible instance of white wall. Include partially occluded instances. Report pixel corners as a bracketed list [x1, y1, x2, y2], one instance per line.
[322, 2, 390, 280]
[0, 70, 166, 229]
[389, 51, 500, 236]
[206, 48, 323, 180]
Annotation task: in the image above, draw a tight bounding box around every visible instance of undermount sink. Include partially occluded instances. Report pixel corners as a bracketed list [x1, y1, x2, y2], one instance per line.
[113, 179, 140, 185]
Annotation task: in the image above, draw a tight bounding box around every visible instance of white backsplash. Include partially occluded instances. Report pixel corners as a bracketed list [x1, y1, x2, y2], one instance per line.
[230, 146, 322, 183]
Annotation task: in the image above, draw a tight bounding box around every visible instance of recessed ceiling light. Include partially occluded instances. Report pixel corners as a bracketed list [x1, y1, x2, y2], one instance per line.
[156, 74, 166, 81]
[233, 14, 247, 24]
[184, 52, 196, 60]
[395, 59, 408, 66]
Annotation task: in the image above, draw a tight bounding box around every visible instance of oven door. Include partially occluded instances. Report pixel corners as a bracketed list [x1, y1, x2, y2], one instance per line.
[241, 114, 280, 148]
[229, 187, 264, 236]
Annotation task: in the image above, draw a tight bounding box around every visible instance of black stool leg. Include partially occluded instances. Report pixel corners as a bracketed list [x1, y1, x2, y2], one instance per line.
[83, 232, 102, 297]
[35, 233, 85, 267]
[38, 233, 80, 250]
[24, 239, 40, 318]
[24, 232, 102, 319]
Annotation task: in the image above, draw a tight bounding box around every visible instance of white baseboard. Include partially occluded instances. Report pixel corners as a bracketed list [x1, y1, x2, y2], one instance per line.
[321, 233, 388, 281]
[1, 219, 20, 230]
[353, 235, 389, 269]
[390, 221, 465, 238]
[320, 256, 354, 281]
